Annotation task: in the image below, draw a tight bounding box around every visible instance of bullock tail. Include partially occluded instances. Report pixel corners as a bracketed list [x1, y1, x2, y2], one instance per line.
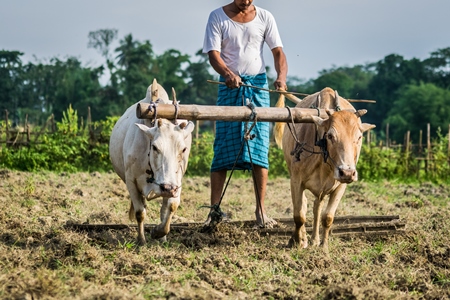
[273, 93, 286, 149]
[128, 202, 136, 221]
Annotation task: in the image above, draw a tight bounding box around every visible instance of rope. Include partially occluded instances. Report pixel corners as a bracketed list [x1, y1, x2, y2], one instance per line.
[202, 84, 265, 230]
[147, 102, 158, 127]
[285, 97, 340, 167]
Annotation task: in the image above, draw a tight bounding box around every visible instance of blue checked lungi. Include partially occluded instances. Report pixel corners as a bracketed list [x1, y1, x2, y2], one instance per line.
[211, 73, 270, 172]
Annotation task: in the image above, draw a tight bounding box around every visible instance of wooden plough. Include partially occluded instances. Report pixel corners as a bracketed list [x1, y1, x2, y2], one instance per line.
[66, 215, 405, 238]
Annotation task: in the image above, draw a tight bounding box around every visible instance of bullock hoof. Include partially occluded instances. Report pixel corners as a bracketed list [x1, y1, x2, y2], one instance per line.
[287, 237, 296, 248]
[137, 236, 146, 246]
[287, 237, 308, 249]
[151, 227, 168, 240]
[155, 235, 167, 243]
[312, 239, 321, 247]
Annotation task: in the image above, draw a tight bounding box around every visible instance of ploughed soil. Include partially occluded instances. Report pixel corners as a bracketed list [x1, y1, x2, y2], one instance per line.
[0, 169, 449, 299]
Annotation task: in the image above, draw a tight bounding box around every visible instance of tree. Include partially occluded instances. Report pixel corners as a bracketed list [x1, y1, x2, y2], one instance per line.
[114, 34, 155, 108]
[365, 54, 428, 128]
[152, 49, 190, 97]
[180, 50, 217, 105]
[87, 28, 119, 86]
[384, 83, 450, 142]
[21, 57, 103, 122]
[0, 50, 24, 124]
[314, 69, 354, 98]
[423, 47, 450, 89]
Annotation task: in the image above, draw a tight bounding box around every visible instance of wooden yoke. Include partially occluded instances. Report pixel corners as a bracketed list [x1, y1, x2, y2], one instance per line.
[136, 103, 350, 123]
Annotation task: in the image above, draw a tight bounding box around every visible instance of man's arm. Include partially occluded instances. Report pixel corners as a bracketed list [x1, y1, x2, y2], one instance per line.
[208, 50, 242, 89]
[271, 47, 288, 90]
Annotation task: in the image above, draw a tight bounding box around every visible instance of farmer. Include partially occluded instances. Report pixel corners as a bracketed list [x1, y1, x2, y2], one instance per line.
[202, 0, 288, 228]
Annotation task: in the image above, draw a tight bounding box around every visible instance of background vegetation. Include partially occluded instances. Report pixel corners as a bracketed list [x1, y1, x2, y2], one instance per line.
[1, 29, 450, 182]
[1, 29, 450, 143]
[1, 105, 449, 183]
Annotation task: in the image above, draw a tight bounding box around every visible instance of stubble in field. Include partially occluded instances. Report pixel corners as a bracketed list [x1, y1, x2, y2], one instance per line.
[0, 169, 449, 299]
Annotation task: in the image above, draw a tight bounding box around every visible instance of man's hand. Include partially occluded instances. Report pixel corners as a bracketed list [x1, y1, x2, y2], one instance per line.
[225, 73, 242, 89]
[274, 79, 288, 91]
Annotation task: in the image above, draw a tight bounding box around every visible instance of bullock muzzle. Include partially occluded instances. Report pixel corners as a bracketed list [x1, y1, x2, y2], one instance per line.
[337, 166, 358, 183]
[159, 183, 179, 198]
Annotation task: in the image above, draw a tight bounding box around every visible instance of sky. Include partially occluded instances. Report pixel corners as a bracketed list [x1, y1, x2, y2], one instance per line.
[2, 0, 450, 81]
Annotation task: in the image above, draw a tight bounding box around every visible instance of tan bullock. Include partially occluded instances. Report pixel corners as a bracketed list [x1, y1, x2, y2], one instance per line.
[274, 87, 375, 252]
[109, 79, 194, 245]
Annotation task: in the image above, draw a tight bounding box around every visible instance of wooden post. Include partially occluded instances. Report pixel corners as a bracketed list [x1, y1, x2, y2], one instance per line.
[88, 106, 92, 133]
[195, 120, 199, 140]
[385, 123, 389, 148]
[405, 131, 410, 155]
[426, 123, 431, 173]
[25, 114, 30, 144]
[448, 124, 450, 163]
[5, 110, 9, 143]
[419, 130, 423, 155]
[51, 114, 56, 133]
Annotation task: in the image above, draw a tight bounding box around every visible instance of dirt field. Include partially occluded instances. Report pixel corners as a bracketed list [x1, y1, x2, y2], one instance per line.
[0, 169, 449, 299]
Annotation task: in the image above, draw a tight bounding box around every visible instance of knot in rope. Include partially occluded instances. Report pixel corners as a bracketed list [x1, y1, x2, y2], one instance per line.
[147, 100, 160, 127]
[290, 142, 307, 162]
[246, 100, 257, 121]
[309, 105, 321, 116]
[244, 99, 257, 141]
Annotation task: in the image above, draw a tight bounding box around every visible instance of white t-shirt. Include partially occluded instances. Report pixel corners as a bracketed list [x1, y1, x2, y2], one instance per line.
[203, 6, 283, 76]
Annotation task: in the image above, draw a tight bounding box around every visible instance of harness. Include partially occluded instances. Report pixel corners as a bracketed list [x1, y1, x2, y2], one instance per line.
[285, 95, 340, 168]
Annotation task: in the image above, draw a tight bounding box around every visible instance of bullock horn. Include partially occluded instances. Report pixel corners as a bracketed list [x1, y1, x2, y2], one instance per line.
[326, 109, 333, 116]
[172, 87, 177, 103]
[151, 78, 159, 102]
[179, 122, 187, 129]
[334, 90, 341, 111]
[157, 118, 163, 127]
[355, 109, 368, 118]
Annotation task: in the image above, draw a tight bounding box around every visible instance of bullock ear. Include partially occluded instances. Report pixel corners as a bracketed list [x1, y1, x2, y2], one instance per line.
[311, 116, 326, 127]
[360, 123, 376, 133]
[135, 123, 156, 138]
[135, 123, 151, 132]
[177, 121, 195, 137]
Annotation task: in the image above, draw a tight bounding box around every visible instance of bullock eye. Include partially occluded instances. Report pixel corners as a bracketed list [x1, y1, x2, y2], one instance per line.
[327, 133, 334, 140]
[181, 147, 187, 154]
[152, 144, 160, 153]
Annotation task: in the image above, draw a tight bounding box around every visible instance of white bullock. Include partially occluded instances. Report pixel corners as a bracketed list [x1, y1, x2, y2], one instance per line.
[109, 79, 194, 245]
[274, 87, 375, 253]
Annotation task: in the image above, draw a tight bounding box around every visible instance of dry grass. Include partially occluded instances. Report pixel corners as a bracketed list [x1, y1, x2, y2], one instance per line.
[0, 169, 449, 299]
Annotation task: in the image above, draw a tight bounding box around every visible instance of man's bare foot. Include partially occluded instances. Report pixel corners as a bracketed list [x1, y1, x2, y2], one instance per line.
[255, 213, 278, 228]
[203, 214, 212, 226]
